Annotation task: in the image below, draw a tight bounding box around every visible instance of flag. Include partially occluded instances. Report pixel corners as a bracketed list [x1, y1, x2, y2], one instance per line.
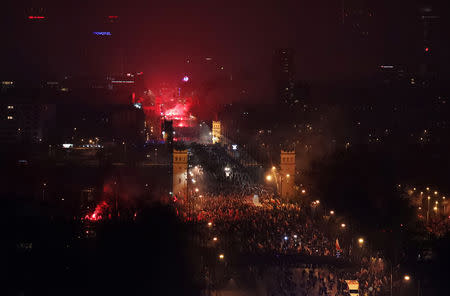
[336, 238, 342, 252]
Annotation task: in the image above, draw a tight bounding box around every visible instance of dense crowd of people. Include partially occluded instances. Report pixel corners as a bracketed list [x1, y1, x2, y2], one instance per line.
[190, 145, 259, 196]
[184, 195, 335, 257]
[182, 145, 391, 295]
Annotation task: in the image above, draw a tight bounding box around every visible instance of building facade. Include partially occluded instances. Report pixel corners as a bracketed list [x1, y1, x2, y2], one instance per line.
[172, 149, 188, 199]
[280, 150, 295, 200]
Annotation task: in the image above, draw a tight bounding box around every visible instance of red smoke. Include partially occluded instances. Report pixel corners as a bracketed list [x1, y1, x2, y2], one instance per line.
[85, 201, 109, 221]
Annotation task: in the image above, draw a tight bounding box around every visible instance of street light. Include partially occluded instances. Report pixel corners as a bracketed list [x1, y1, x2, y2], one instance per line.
[42, 182, 47, 201]
[330, 210, 335, 215]
[266, 175, 272, 181]
[404, 275, 410, 281]
[358, 237, 364, 245]
[213, 237, 218, 241]
[341, 223, 346, 228]
[218, 253, 224, 260]
[207, 222, 212, 227]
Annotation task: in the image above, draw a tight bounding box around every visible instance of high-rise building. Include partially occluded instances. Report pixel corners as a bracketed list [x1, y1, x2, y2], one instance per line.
[341, 0, 374, 38]
[419, 5, 440, 75]
[273, 49, 295, 106]
[0, 93, 54, 144]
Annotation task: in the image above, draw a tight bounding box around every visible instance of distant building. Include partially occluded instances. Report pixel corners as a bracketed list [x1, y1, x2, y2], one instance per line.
[0, 95, 54, 144]
[273, 49, 295, 106]
[419, 5, 440, 75]
[341, 0, 373, 38]
[162, 120, 174, 145]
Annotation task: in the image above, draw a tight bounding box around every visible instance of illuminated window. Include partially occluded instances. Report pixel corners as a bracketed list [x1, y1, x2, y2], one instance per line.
[7, 116, 13, 120]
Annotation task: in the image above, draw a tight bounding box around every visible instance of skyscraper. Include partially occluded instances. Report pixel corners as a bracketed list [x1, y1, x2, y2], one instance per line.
[341, 0, 374, 38]
[273, 49, 295, 106]
[419, 5, 440, 75]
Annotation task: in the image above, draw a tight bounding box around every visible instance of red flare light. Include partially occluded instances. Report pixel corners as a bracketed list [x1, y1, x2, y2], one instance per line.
[28, 16, 45, 20]
[84, 201, 109, 222]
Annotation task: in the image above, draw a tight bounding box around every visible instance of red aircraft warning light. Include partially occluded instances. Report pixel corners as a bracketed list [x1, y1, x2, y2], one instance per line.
[28, 16, 46, 20]
[425, 47, 430, 52]
[108, 15, 119, 23]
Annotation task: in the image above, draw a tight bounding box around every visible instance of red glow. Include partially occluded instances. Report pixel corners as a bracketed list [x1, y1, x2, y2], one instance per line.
[108, 15, 118, 19]
[425, 47, 429, 52]
[163, 101, 194, 128]
[84, 201, 109, 222]
[142, 85, 198, 140]
[28, 16, 45, 19]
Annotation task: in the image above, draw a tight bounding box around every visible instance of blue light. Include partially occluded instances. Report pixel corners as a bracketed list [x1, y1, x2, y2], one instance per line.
[93, 32, 112, 36]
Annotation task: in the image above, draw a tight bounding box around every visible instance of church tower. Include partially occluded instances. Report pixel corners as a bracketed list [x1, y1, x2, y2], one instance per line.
[173, 149, 188, 199]
[212, 121, 221, 144]
[280, 150, 295, 199]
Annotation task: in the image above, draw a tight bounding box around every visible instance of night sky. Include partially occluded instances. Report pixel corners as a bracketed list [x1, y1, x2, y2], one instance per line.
[2, 0, 449, 86]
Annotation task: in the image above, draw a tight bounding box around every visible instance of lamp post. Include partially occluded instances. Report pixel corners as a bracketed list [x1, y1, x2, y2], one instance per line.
[42, 182, 47, 201]
[267, 167, 291, 200]
[427, 196, 431, 224]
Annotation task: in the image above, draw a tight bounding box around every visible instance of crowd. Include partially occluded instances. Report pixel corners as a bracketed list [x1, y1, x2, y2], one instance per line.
[178, 193, 335, 257]
[182, 145, 391, 295]
[190, 144, 259, 196]
[263, 266, 353, 296]
[263, 262, 389, 296]
[177, 192, 393, 295]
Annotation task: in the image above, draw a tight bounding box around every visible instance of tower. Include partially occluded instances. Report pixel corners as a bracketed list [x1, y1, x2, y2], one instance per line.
[172, 149, 188, 199]
[212, 121, 221, 144]
[280, 150, 295, 200]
